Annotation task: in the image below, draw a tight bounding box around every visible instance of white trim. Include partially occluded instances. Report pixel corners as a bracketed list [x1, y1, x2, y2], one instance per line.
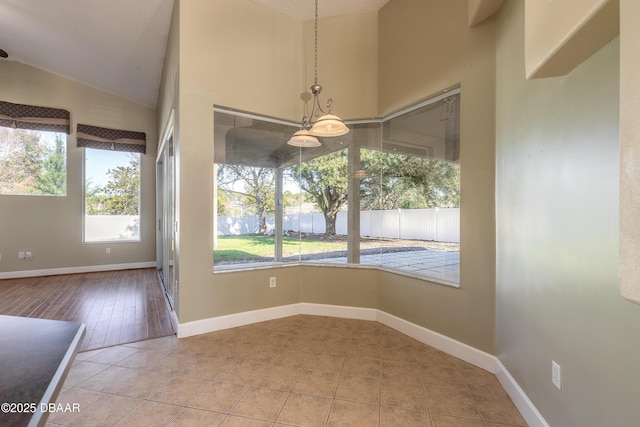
[375, 311, 497, 373]
[496, 359, 551, 427]
[0, 262, 156, 279]
[177, 303, 301, 338]
[299, 302, 378, 320]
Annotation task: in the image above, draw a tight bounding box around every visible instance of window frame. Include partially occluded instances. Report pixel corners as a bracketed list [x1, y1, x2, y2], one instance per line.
[212, 87, 461, 287]
[82, 147, 142, 243]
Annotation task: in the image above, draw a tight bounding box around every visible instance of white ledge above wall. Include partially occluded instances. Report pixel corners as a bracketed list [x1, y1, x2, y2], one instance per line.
[620, 0, 640, 305]
[468, 0, 504, 28]
[525, 0, 619, 79]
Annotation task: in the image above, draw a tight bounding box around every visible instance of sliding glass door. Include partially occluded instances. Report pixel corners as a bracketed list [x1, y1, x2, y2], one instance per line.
[156, 131, 176, 311]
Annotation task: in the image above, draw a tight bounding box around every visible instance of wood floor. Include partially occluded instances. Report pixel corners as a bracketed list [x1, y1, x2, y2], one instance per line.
[0, 268, 175, 352]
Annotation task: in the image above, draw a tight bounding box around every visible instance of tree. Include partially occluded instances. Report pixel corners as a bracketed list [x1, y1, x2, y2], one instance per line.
[217, 165, 275, 234]
[85, 154, 140, 215]
[0, 128, 49, 194]
[360, 149, 460, 210]
[102, 155, 140, 215]
[290, 149, 349, 236]
[34, 133, 66, 195]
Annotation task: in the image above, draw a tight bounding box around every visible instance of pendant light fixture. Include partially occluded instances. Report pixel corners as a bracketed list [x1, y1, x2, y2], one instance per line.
[287, 0, 350, 147]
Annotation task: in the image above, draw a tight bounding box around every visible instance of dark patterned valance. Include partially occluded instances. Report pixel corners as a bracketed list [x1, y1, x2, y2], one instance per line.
[77, 123, 146, 154]
[0, 100, 71, 134]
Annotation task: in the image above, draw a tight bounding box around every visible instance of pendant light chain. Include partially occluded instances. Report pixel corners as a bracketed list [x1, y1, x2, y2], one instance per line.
[287, 0, 350, 146]
[314, 0, 318, 86]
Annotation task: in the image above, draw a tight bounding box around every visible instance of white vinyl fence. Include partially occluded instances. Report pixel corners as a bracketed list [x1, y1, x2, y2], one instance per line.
[85, 215, 140, 242]
[217, 208, 460, 243]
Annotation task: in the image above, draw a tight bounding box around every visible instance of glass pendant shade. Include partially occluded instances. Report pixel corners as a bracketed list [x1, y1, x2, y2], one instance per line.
[287, 128, 321, 147]
[309, 113, 350, 137]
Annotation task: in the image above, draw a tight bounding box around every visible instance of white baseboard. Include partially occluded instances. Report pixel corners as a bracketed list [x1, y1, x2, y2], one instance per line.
[177, 303, 301, 338]
[375, 311, 497, 373]
[0, 262, 156, 279]
[176, 303, 547, 427]
[496, 359, 550, 427]
[299, 302, 378, 321]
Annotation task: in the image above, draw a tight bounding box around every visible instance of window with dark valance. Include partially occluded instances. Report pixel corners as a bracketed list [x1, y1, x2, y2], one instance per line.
[0, 100, 71, 134]
[77, 123, 146, 154]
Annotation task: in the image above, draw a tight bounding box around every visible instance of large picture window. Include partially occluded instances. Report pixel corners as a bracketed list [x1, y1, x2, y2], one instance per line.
[0, 128, 67, 196]
[0, 100, 70, 196]
[213, 89, 460, 285]
[84, 149, 141, 242]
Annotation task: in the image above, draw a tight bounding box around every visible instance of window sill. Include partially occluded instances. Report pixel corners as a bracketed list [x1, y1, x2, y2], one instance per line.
[212, 261, 460, 288]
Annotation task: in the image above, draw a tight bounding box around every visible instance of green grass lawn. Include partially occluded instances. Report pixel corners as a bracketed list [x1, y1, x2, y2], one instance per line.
[214, 235, 346, 263]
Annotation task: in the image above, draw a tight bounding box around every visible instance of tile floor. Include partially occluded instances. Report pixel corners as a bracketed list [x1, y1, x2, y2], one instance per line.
[48, 315, 526, 427]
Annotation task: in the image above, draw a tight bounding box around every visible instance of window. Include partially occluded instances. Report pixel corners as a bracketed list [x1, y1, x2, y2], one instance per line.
[213, 89, 460, 285]
[84, 149, 141, 242]
[0, 127, 67, 196]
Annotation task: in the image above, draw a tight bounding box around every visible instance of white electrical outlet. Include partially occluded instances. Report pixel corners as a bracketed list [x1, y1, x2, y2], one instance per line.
[552, 360, 562, 390]
[269, 277, 276, 288]
[18, 251, 25, 259]
[106, 248, 111, 254]
[25, 251, 32, 260]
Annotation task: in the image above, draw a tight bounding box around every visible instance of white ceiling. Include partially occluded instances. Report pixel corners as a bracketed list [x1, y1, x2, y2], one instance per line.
[0, 0, 390, 109]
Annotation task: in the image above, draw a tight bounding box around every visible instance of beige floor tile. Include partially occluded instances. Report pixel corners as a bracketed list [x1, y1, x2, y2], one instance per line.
[380, 344, 418, 363]
[75, 348, 107, 361]
[115, 348, 162, 370]
[426, 386, 480, 419]
[380, 406, 432, 427]
[168, 408, 226, 426]
[430, 413, 484, 427]
[235, 343, 279, 364]
[276, 392, 332, 427]
[342, 356, 381, 378]
[113, 401, 182, 426]
[316, 338, 350, 355]
[75, 365, 139, 393]
[125, 335, 180, 352]
[150, 376, 210, 406]
[335, 375, 380, 404]
[381, 360, 422, 384]
[415, 346, 459, 368]
[253, 364, 302, 390]
[66, 394, 142, 427]
[182, 356, 231, 380]
[304, 352, 346, 374]
[110, 370, 174, 399]
[188, 381, 247, 412]
[230, 386, 289, 421]
[84, 345, 140, 365]
[270, 349, 312, 369]
[215, 361, 265, 384]
[220, 415, 273, 426]
[380, 380, 428, 411]
[472, 388, 527, 426]
[421, 365, 467, 389]
[48, 388, 105, 424]
[293, 370, 340, 397]
[346, 342, 382, 359]
[327, 399, 379, 427]
[64, 361, 110, 387]
[58, 315, 526, 427]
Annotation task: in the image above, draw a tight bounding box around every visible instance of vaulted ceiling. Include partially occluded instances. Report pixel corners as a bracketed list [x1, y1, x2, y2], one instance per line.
[0, 1, 500, 110]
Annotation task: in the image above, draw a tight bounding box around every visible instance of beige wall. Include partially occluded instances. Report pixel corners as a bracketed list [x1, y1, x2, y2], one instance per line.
[0, 61, 157, 274]
[167, 0, 497, 355]
[172, 0, 383, 323]
[496, 2, 640, 425]
[376, 0, 497, 353]
[175, 0, 304, 322]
